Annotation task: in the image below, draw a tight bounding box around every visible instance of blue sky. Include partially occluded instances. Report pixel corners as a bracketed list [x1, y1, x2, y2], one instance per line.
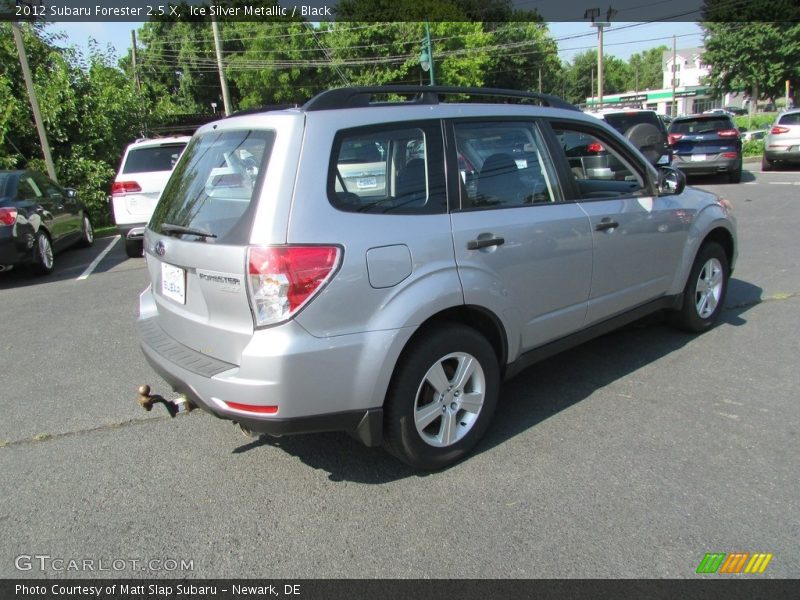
[49, 21, 705, 64]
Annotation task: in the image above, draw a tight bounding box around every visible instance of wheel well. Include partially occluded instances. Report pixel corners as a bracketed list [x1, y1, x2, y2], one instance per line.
[701, 227, 734, 267]
[406, 306, 508, 368]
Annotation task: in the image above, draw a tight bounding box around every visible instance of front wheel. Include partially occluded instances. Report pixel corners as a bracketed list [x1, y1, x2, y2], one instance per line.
[668, 242, 729, 333]
[761, 154, 773, 171]
[383, 325, 500, 470]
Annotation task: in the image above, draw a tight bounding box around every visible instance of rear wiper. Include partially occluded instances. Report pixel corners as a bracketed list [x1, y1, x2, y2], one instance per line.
[160, 223, 217, 239]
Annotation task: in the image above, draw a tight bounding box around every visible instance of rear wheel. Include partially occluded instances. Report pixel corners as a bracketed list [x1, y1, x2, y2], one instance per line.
[125, 238, 143, 258]
[728, 163, 742, 183]
[383, 325, 500, 470]
[33, 231, 54, 275]
[668, 242, 729, 333]
[80, 214, 94, 247]
[761, 154, 773, 171]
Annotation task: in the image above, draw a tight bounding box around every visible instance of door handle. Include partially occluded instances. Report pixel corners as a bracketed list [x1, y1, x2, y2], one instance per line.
[595, 218, 619, 232]
[467, 236, 505, 250]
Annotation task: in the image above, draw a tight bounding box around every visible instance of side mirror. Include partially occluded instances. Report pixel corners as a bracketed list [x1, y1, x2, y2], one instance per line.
[738, 126, 748, 133]
[65, 188, 78, 199]
[658, 167, 685, 196]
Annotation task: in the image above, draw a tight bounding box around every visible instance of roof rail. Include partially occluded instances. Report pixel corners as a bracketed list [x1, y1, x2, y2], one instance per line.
[302, 86, 580, 112]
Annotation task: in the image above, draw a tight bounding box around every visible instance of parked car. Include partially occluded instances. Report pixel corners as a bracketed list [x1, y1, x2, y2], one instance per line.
[668, 114, 743, 182]
[0, 170, 93, 275]
[762, 109, 800, 171]
[111, 136, 190, 258]
[136, 86, 737, 469]
[741, 129, 767, 142]
[586, 108, 673, 167]
[703, 108, 736, 119]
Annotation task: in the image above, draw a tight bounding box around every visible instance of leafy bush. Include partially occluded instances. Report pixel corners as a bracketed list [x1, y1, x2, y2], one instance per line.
[742, 139, 765, 157]
[735, 113, 777, 130]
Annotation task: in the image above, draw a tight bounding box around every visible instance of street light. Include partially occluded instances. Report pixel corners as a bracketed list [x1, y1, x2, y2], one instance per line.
[210, 102, 217, 114]
[418, 21, 435, 86]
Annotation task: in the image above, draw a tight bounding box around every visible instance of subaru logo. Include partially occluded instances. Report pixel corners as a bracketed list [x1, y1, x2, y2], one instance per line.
[154, 241, 166, 257]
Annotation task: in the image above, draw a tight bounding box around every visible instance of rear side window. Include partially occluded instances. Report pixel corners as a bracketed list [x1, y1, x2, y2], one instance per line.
[328, 121, 446, 214]
[670, 117, 734, 134]
[122, 143, 187, 174]
[777, 113, 800, 126]
[150, 130, 274, 243]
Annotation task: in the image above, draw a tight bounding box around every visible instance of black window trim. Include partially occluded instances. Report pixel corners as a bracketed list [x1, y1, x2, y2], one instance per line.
[444, 116, 568, 213]
[326, 119, 448, 216]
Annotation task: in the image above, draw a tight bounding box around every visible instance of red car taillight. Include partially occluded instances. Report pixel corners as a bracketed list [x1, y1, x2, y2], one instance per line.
[111, 181, 142, 195]
[668, 133, 683, 145]
[721, 152, 738, 158]
[0, 207, 18, 226]
[586, 142, 604, 153]
[771, 126, 790, 134]
[247, 245, 341, 327]
[717, 129, 740, 137]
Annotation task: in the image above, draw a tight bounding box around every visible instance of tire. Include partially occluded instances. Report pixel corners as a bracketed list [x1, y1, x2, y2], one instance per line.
[761, 154, 773, 171]
[125, 238, 143, 258]
[383, 324, 500, 470]
[80, 214, 94, 247]
[728, 167, 742, 184]
[668, 242, 729, 333]
[32, 231, 54, 275]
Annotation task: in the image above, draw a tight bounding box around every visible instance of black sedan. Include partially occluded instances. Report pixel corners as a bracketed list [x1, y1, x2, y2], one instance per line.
[0, 170, 93, 275]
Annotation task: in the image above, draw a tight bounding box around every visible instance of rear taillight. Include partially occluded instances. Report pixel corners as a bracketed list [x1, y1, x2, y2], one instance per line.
[587, 142, 604, 153]
[771, 126, 790, 134]
[717, 129, 740, 137]
[721, 152, 739, 158]
[247, 245, 341, 327]
[668, 133, 683, 145]
[223, 401, 278, 415]
[0, 207, 18, 226]
[111, 181, 142, 195]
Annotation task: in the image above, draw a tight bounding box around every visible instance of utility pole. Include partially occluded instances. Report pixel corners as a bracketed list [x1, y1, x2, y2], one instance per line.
[538, 68, 542, 94]
[131, 30, 141, 92]
[591, 68, 594, 107]
[585, 7, 616, 111]
[671, 35, 677, 117]
[211, 7, 232, 116]
[11, 22, 57, 182]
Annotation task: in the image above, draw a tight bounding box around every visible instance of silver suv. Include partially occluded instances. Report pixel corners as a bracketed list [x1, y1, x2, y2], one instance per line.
[137, 86, 737, 469]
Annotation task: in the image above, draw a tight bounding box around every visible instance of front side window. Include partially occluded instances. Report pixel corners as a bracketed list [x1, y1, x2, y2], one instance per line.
[453, 121, 559, 209]
[550, 123, 649, 199]
[328, 122, 445, 214]
[150, 129, 274, 243]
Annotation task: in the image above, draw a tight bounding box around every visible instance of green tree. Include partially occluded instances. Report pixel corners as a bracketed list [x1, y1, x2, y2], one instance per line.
[701, 21, 800, 108]
[626, 45, 667, 92]
[565, 50, 631, 105]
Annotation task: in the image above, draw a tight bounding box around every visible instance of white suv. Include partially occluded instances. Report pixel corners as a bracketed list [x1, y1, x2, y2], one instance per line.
[111, 136, 190, 257]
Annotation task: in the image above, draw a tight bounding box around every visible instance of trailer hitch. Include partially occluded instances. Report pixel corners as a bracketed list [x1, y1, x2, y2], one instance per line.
[137, 385, 194, 418]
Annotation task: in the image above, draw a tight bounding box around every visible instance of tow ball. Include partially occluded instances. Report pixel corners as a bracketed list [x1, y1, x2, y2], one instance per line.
[137, 385, 194, 418]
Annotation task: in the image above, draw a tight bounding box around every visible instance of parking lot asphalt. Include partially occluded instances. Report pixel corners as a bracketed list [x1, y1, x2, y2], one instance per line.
[1, 166, 798, 579]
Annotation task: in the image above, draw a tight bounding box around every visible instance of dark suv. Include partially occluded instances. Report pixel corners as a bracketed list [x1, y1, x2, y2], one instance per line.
[589, 109, 673, 168]
[668, 114, 743, 183]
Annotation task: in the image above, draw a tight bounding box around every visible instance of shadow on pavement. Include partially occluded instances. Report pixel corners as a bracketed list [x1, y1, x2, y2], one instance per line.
[230, 278, 763, 484]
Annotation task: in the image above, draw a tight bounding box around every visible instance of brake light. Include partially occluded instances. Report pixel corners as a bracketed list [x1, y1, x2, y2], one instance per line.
[587, 142, 604, 153]
[771, 126, 790, 134]
[721, 152, 738, 158]
[668, 133, 683, 145]
[0, 207, 18, 226]
[717, 129, 739, 137]
[247, 245, 341, 326]
[111, 181, 142, 195]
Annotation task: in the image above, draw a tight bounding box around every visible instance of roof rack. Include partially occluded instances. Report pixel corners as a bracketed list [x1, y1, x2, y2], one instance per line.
[302, 86, 579, 112]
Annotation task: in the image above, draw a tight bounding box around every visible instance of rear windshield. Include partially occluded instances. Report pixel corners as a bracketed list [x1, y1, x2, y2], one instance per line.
[777, 112, 800, 126]
[122, 143, 187, 174]
[670, 117, 734, 134]
[149, 130, 274, 243]
[603, 112, 665, 135]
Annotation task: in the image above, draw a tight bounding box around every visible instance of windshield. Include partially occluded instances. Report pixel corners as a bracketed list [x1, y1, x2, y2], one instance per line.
[149, 129, 275, 243]
[122, 143, 187, 174]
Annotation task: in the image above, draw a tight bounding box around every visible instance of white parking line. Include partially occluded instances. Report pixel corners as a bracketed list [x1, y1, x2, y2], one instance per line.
[768, 182, 793, 185]
[77, 235, 120, 281]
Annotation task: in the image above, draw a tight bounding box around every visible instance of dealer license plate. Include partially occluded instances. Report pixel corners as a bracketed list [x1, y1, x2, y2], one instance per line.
[161, 262, 186, 304]
[691, 154, 707, 162]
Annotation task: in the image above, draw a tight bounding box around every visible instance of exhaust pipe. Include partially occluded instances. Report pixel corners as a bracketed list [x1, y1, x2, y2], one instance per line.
[137, 385, 194, 418]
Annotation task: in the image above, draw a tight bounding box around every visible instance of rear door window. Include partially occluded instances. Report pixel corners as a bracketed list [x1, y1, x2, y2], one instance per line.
[123, 143, 187, 174]
[150, 130, 274, 243]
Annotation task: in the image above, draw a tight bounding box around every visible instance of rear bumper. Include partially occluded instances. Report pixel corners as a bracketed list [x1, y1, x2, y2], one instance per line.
[674, 156, 740, 175]
[764, 146, 800, 161]
[135, 286, 400, 445]
[117, 223, 147, 240]
[0, 224, 35, 267]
